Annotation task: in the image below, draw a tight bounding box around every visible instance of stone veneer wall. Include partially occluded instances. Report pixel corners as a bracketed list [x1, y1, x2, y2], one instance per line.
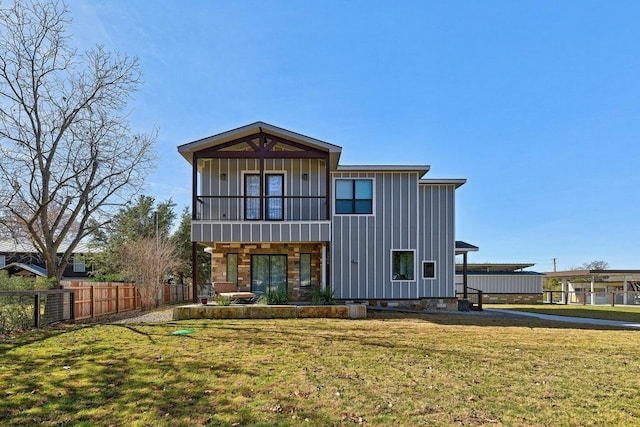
[482, 293, 543, 304]
[362, 298, 459, 311]
[211, 242, 323, 301]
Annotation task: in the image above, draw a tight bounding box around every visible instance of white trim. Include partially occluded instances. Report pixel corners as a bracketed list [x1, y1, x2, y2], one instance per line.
[390, 249, 417, 283]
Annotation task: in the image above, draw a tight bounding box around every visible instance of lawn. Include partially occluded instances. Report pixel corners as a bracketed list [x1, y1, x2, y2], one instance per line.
[1, 312, 639, 426]
[487, 304, 640, 323]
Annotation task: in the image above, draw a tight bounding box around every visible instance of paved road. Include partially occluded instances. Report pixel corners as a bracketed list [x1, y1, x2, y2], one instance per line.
[486, 308, 640, 329]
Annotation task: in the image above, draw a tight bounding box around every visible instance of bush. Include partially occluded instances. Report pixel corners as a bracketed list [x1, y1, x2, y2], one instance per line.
[311, 287, 336, 305]
[215, 295, 233, 306]
[258, 287, 289, 305]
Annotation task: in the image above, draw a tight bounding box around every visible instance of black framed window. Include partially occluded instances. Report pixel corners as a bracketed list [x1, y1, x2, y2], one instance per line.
[300, 253, 311, 287]
[392, 250, 415, 281]
[227, 253, 238, 285]
[422, 261, 436, 279]
[335, 179, 372, 214]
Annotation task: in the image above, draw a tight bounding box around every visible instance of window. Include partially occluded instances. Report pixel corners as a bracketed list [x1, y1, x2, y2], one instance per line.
[73, 255, 86, 273]
[244, 173, 284, 220]
[422, 261, 436, 279]
[335, 179, 373, 214]
[300, 253, 311, 287]
[0, 255, 5, 268]
[391, 250, 415, 281]
[227, 253, 238, 285]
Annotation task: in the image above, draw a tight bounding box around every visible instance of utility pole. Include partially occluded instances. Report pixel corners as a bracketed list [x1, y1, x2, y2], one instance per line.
[553, 258, 557, 272]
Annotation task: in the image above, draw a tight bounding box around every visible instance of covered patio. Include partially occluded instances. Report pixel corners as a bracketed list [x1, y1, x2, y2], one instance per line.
[545, 270, 640, 306]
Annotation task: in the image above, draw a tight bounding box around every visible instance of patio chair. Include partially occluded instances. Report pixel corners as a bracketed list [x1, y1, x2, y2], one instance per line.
[212, 282, 256, 302]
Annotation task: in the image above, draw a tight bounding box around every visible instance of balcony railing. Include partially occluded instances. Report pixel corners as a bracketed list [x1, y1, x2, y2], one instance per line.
[196, 195, 328, 221]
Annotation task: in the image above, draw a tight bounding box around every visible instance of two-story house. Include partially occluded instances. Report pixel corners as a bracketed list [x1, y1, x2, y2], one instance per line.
[178, 122, 466, 309]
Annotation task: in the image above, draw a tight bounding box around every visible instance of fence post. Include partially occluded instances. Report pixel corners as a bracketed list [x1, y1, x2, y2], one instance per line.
[70, 291, 75, 321]
[34, 293, 41, 328]
[477, 290, 483, 311]
[90, 286, 94, 318]
[564, 290, 569, 305]
[611, 291, 615, 307]
[116, 285, 120, 313]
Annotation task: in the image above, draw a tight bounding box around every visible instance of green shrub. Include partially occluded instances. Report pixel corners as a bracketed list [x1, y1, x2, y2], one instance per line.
[215, 295, 233, 306]
[311, 287, 336, 305]
[258, 287, 289, 305]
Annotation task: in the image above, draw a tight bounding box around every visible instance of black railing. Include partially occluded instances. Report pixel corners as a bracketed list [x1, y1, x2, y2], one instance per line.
[456, 286, 483, 311]
[196, 195, 328, 221]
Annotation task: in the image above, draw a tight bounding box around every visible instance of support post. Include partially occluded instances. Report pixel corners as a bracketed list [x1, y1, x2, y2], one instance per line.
[624, 276, 629, 305]
[321, 244, 327, 290]
[463, 252, 468, 299]
[192, 242, 198, 303]
[590, 275, 595, 306]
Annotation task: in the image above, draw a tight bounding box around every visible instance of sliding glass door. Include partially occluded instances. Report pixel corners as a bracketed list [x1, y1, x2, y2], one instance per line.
[251, 255, 287, 294]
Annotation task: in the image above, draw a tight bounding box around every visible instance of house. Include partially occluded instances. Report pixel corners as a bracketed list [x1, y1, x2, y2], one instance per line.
[0, 240, 94, 280]
[455, 262, 544, 304]
[545, 269, 640, 305]
[178, 122, 466, 309]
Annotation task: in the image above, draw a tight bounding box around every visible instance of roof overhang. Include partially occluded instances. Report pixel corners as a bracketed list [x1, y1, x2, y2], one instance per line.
[545, 270, 640, 278]
[1, 262, 47, 277]
[336, 164, 431, 177]
[178, 121, 343, 169]
[457, 262, 536, 272]
[420, 179, 466, 188]
[455, 240, 479, 254]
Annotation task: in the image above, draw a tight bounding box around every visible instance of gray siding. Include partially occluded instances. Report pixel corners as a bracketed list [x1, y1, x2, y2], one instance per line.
[331, 172, 424, 299]
[330, 176, 457, 300]
[192, 221, 331, 243]
[419, 184, 457, 298]
[455, 274, 543, 294]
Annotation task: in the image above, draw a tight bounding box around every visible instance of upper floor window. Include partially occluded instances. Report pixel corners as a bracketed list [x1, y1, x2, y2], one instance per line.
[335, 179, 373, 214]
[73, 255, 86, 273]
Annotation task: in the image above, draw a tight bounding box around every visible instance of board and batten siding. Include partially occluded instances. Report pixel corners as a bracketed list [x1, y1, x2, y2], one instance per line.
[198, 158, 327, 221]
[419, 184, 457, 298]
[331, 172, 426, 299]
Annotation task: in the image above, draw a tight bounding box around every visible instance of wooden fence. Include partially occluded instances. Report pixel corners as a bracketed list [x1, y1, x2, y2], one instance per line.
[62, 281, 192, 321]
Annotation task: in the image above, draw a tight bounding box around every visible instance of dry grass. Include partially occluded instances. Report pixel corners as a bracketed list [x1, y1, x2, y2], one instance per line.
[1, 311, 639, 426]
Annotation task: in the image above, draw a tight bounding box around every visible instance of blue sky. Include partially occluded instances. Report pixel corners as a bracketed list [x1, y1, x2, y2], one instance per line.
[65, 0, 640, 271]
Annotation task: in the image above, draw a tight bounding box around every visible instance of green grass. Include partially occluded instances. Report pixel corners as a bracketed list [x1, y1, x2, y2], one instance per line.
[487, 304, 640, 323]
[1, 312, 639, 426]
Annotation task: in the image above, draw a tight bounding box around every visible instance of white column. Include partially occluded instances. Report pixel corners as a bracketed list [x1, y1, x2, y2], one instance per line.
[624, 276, 629, 305]
[321, 244, 327, 290]
[561, 278, 566, 303]
[591, 275, 596, 306]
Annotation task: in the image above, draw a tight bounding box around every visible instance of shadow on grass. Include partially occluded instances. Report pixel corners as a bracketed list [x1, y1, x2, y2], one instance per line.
[365, 309, 637, 331]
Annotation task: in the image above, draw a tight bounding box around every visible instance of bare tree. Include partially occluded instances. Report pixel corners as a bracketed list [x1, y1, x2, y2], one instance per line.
[580, 260, 609, 271]
[0, 1, 155, 284]
[118, 237, 178, 311]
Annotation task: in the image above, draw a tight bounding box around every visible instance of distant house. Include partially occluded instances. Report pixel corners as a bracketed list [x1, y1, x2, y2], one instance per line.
[455, 263, 544, 304]
[545, 270, 640, 305]
[0, 240, 94, 280]
[178, 121, 468, 309]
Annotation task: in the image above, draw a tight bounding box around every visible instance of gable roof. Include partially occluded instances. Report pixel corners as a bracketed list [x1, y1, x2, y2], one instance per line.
[178, 121, 343, 169]
[1, 262, 48, 277]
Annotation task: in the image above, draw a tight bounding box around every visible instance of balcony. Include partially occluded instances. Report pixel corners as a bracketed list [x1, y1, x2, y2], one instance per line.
[192, 195, 331, 243]
[195, 195, 328, 221]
